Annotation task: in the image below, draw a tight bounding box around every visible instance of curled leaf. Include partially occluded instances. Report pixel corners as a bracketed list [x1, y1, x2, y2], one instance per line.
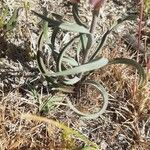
[72, 3, 87, 27]
[66, 80, 109, 119]
[47, 58, 108, 77]
[90, 14, 138, 60]
[108, 58, 146, 86]
[32, 11, 89, 34]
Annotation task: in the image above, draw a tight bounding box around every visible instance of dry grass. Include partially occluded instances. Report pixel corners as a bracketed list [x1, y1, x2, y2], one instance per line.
[0, 0, 150, 150]
[0, 91, 75, 149]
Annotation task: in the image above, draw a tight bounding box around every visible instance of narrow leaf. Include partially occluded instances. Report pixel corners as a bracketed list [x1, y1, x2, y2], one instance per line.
[57, 35, 80, 72]
[37, 32, 57, 85]
[90, 14, 138, 60]
[66, 80, 109, 119]
[62, 56, 79, 67]
[72, 4, 87, 28]
[59, 22, 90, 33]
[108, 58, 146, 86]
[32, 10, 61, 26]
[5, 8, 21, 31]
[39, 94, 65, 112]
[22, 114, 99, 149]
[81, 146, 98, 150]
[32, 10, 90, 33]
[63, 76, 81, 85]
[47, 58, 108, 77]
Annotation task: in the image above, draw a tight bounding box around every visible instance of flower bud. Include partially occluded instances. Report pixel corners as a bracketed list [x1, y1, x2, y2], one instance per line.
[89, 0, 105, 12]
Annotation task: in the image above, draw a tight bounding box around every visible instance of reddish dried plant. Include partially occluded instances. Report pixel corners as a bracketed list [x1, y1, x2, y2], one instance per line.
[89, 0, 105, 12]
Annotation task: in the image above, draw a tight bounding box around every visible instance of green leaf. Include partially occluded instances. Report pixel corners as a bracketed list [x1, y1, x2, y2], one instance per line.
[75, 34, 83, 63]
[108, 58, 146, 86]
[82, 34, 93, 63]
[32, 10, 61, 26]
[57, 35, 80, 72]
[37, 41, 57, 85]
[60, 22, 90, 33]
[66, 80, 109, 119]
[62, 56, 79, 67]
[32, 10, 90, 33]
[90, 14, 138, 60]
[63, 76, 81, 85]
[81, 146, 98, 150]
[51, 13, 63, 21]
[22, 114, 99, 149]
[47, 58, 108, 77]
[42, 15, 49, 40]
[72, 4, 87, 28]
[90, 30, 110, 60]
[38, 8, 49, 40]
[5, 8, 21, 31]
[50, 28, 60, 62]
[39, 94, 65, 112]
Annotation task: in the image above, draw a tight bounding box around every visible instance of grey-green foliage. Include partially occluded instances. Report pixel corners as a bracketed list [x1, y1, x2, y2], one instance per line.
[33, 3, 146, 119]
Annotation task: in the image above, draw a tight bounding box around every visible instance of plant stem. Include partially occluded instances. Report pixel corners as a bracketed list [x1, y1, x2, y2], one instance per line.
[137, 0, 144, 63]
[133, 0, 144, 97]
[90, 11, 99, 34]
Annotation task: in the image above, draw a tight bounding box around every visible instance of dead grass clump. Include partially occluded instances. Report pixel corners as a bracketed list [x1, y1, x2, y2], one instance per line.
[0, 91, 67, 150]
[87, 43, 150, 149]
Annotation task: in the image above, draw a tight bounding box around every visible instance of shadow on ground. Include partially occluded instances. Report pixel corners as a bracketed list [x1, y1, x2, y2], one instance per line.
[0, 35, 40, 93]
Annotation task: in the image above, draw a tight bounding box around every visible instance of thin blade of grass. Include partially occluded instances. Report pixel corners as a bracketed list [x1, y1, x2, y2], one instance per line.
[39, 94, 65, 112]
[21, 114, 99, 149]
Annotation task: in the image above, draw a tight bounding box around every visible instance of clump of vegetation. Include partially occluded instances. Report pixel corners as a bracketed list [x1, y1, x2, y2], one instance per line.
[32, 0, 146, 119]
[0, 6, 20, 33]
[0, 1, 149, 150]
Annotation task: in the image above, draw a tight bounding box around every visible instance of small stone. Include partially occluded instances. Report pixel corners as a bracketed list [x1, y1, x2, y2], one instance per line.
[101, 140, 108, 150]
